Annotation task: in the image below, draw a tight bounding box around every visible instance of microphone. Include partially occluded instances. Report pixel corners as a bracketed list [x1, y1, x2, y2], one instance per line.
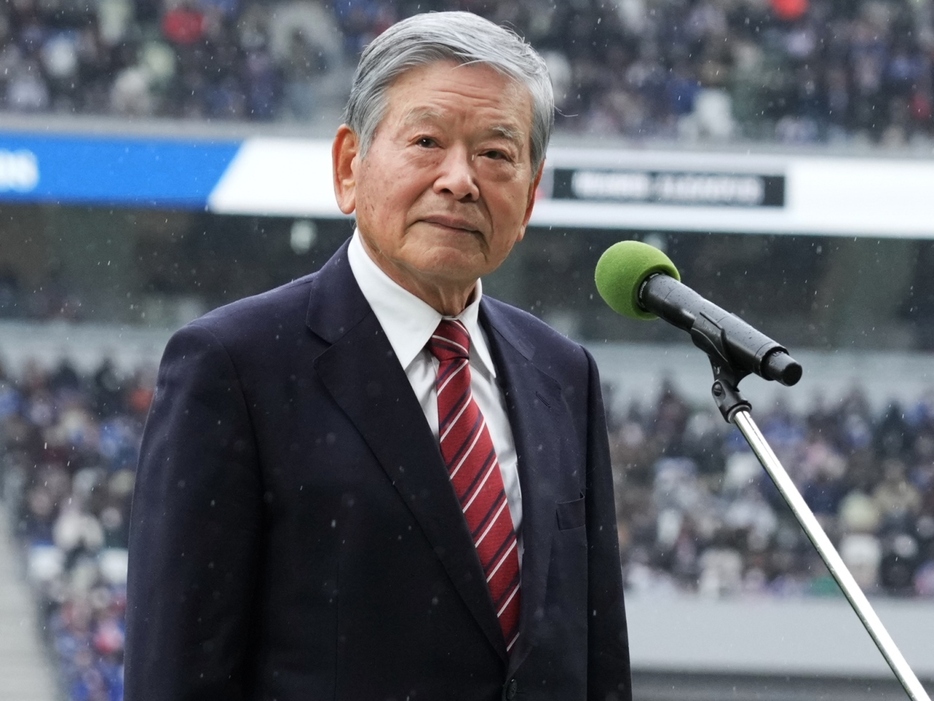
[594, 240, 802, 386]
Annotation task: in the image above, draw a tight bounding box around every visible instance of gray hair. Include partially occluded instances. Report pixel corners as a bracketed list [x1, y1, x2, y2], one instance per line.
[342, 11, 554, 173]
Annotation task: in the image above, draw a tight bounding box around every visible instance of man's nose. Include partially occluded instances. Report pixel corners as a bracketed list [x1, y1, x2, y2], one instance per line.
[434, 146, 480, 201]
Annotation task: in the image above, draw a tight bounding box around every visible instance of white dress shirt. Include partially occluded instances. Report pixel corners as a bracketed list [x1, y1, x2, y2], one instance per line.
[347, 231, 523, 550]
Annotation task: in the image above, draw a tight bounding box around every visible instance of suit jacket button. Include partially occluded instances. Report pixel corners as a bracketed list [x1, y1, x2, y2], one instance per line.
[503, 678, 518, 700]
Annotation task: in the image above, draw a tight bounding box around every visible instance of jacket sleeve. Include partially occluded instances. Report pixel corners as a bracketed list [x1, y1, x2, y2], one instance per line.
[583, 348, 633, 701]
[124, 322, 263, 701]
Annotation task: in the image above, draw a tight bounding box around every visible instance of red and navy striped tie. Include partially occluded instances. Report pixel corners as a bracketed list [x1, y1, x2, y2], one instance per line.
[428, 319, 521, 652]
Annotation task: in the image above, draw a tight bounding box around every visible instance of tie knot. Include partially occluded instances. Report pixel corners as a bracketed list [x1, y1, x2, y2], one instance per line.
[428, 319, 470, 363]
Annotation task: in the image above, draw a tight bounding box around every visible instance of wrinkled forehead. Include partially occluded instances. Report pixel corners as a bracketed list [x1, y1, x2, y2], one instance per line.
[383, 60, 534, 139]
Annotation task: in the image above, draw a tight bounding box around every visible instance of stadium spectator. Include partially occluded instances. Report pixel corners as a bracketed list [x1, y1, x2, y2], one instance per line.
[0, 0, 931, 144]
[3, 354, 934, 699]
[607, 383, 934, 599]
[1, 357, 144, 701]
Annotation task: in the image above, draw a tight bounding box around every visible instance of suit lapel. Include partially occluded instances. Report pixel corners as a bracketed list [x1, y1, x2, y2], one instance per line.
[305, 245, 508, 660]
[480, 300, 565, 672]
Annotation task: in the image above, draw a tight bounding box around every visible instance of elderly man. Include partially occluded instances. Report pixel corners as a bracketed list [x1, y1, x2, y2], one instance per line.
[125, 11, 631, 701]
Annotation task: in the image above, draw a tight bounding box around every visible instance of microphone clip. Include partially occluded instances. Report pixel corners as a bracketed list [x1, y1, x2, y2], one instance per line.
[689, 313, 754, 422]
[708, 357, 753, 424]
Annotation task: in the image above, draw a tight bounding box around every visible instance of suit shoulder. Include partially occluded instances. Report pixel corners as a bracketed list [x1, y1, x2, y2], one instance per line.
[192, 273, 314, 333]
[163, 274, 318, 362]
[482, 297, 592, 368]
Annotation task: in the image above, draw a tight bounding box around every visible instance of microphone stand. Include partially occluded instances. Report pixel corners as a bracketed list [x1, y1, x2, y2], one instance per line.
[708, 359, 931, 701]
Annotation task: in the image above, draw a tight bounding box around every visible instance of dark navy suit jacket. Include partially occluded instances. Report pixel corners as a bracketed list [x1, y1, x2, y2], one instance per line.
[125, 241, 631, 701]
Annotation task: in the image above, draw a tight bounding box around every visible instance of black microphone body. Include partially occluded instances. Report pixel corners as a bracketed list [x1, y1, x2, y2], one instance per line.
[640, 273, 802, 386]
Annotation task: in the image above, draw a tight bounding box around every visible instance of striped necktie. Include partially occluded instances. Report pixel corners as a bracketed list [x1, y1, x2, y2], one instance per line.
[428, 319, 521, 652]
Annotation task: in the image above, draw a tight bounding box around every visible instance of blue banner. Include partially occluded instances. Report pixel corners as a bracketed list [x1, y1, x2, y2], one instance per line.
[0, 132, 242, 209]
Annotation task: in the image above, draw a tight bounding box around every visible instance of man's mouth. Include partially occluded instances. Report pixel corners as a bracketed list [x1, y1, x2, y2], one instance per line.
[421, 216, 481, 234]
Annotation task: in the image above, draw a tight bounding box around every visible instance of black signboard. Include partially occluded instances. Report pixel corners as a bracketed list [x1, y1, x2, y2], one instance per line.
[551, 168, 786, 208]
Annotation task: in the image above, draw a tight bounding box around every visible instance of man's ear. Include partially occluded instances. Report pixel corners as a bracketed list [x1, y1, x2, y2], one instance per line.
[332, 125, 359, 214]
[518, 163, 545, 239]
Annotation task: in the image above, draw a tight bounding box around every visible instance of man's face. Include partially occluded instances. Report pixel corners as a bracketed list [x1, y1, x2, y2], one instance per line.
[333, 60, 542, 312]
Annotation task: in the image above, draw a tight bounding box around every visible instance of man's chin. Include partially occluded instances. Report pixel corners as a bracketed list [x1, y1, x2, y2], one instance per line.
[419, 253, 484, 283]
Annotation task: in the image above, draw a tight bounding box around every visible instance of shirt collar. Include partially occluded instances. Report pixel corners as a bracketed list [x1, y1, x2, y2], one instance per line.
[347, 230, 497, 378]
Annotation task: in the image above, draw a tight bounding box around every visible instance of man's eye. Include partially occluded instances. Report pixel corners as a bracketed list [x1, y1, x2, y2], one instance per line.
[416, 137, 437, 148]
[483, 150, 510, 161]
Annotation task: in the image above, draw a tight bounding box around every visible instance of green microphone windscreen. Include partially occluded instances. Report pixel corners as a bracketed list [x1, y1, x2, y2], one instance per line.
[595, 241, 681, 320]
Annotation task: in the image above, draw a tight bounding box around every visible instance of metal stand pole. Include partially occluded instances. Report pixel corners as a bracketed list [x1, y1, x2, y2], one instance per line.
[646, 306, 932, 698]
[732, 410, 930, 701]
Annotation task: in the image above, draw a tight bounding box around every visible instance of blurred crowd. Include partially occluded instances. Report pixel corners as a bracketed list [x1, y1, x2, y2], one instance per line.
[0, 0, 932, 145]
[2, 358, 934, 698]
[0, 358, 151, 701]
[611, 381, 934, 598]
